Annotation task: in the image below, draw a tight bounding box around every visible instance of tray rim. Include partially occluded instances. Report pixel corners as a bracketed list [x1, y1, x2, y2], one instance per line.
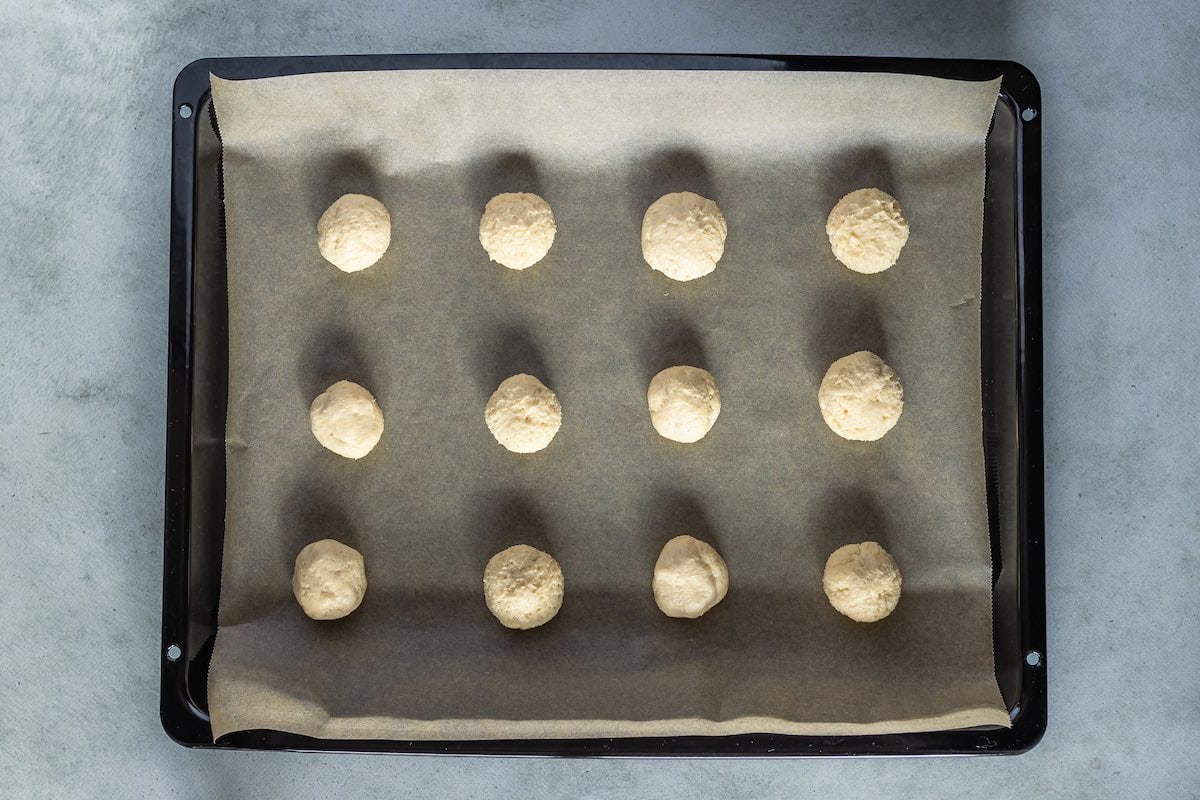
[162, 52, 1045, 757]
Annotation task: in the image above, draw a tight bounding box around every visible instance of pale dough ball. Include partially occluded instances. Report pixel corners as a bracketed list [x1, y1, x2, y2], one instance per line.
[479, 192, 557, 270]
[641, 191, 728, 281]
[647, 365, 721, 443]
[485, 374, 562, 453]
[822, 541, 902, 622]
[292, 539, 367, 621]
[309, 380, 385, 459]
[825, 187, 909, 274]
[483, 544, 564, 629]
[653, 535, 729, 619]
[317, 193, 391, 273]
[818, 351, 903, 442]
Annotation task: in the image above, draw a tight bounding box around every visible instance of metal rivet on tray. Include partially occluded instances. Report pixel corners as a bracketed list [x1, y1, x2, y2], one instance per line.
[166, 643, 182, 662]
[1021, 107, 1037, 122]
[1025, 650, 1042, 667]
[178, 104, 193, 119]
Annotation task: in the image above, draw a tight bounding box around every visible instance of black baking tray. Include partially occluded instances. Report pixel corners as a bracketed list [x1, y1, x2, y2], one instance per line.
[163, 53, 1044, 756]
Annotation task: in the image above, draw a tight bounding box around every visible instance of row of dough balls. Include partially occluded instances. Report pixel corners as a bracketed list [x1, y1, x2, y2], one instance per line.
[316, 187, 910, 279]
[292, 537, 902, 628]
[309, 349, 904, 460]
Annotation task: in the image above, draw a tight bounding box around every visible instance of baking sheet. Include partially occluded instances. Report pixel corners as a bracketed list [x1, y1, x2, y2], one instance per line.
[207, 68, 1008, 740]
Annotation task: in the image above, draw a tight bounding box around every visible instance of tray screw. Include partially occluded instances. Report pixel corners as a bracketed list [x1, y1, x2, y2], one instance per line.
[166, 643, 182, 662]
[1025, 650, 1043, 667]
[178, 104, 193, 120]
[1021, 107, 1037, 122]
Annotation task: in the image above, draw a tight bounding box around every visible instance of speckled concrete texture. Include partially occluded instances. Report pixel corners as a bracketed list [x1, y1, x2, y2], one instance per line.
[1, 1, 1197, 797]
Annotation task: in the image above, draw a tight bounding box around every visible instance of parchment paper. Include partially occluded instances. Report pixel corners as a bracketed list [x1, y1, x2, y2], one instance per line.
[207, 69, 1009, 740]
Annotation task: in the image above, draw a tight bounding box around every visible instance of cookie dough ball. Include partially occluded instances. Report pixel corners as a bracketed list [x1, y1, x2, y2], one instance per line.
[483, 544, 564, 629]
[825, 188, 909, 274]
[818, 351, 903, 442]
[641, 191, 727, 281]
[647, 365, 721, 443]
[822, 541, 902, 622]
[310, 380, 385, 459]
[317, 193, 391, 273]
[292, 539, 367, 621]
[485, 374, 562, 453]
[479, 192, 557, 270]
[653, 535, 729, 618]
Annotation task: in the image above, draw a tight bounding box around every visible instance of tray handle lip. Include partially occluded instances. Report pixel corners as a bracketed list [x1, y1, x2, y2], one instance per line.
[173, 51, 1039, 82]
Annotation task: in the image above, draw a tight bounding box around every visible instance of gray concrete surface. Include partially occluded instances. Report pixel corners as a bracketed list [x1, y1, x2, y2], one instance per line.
[1, 1, 1197, 797]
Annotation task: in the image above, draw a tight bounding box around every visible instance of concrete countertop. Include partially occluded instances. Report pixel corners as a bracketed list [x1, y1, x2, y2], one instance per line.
[1, 1, 1196, 797]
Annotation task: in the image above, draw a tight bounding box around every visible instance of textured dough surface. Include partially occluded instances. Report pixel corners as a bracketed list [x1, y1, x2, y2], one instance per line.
[653, 535, 729, 618]
[292, 539, 367, 621]
[647, 365, 721, 443]
[825, 188, 909, 274]
[317, 193, 391, 273]
[483, 544, 564, 629]
[309, 380, 385, 459]
[818, 351, 903, 441]
[822, 541, 902, 622]
[641, 191, 727, 281]
[485, 373, 562, 453]
[479, 192, 557, 270]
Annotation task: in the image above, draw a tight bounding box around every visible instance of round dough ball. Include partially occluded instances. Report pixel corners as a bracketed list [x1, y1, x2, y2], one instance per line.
[483, 544, 564, 629]
[317, 193, 391, 273]
[653, 535, 729, 619]
[479, 192, 557, 270]
[825, 188, 909, 274]
[641, 191, 728, 281]
[485, 374, 562, 453]
[310, 380, 385, 459]
[822, 541, 902, 622]
[647, 365, 721, 443]
[818, 351, 903, 442]
[292, 539, 367, 620]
